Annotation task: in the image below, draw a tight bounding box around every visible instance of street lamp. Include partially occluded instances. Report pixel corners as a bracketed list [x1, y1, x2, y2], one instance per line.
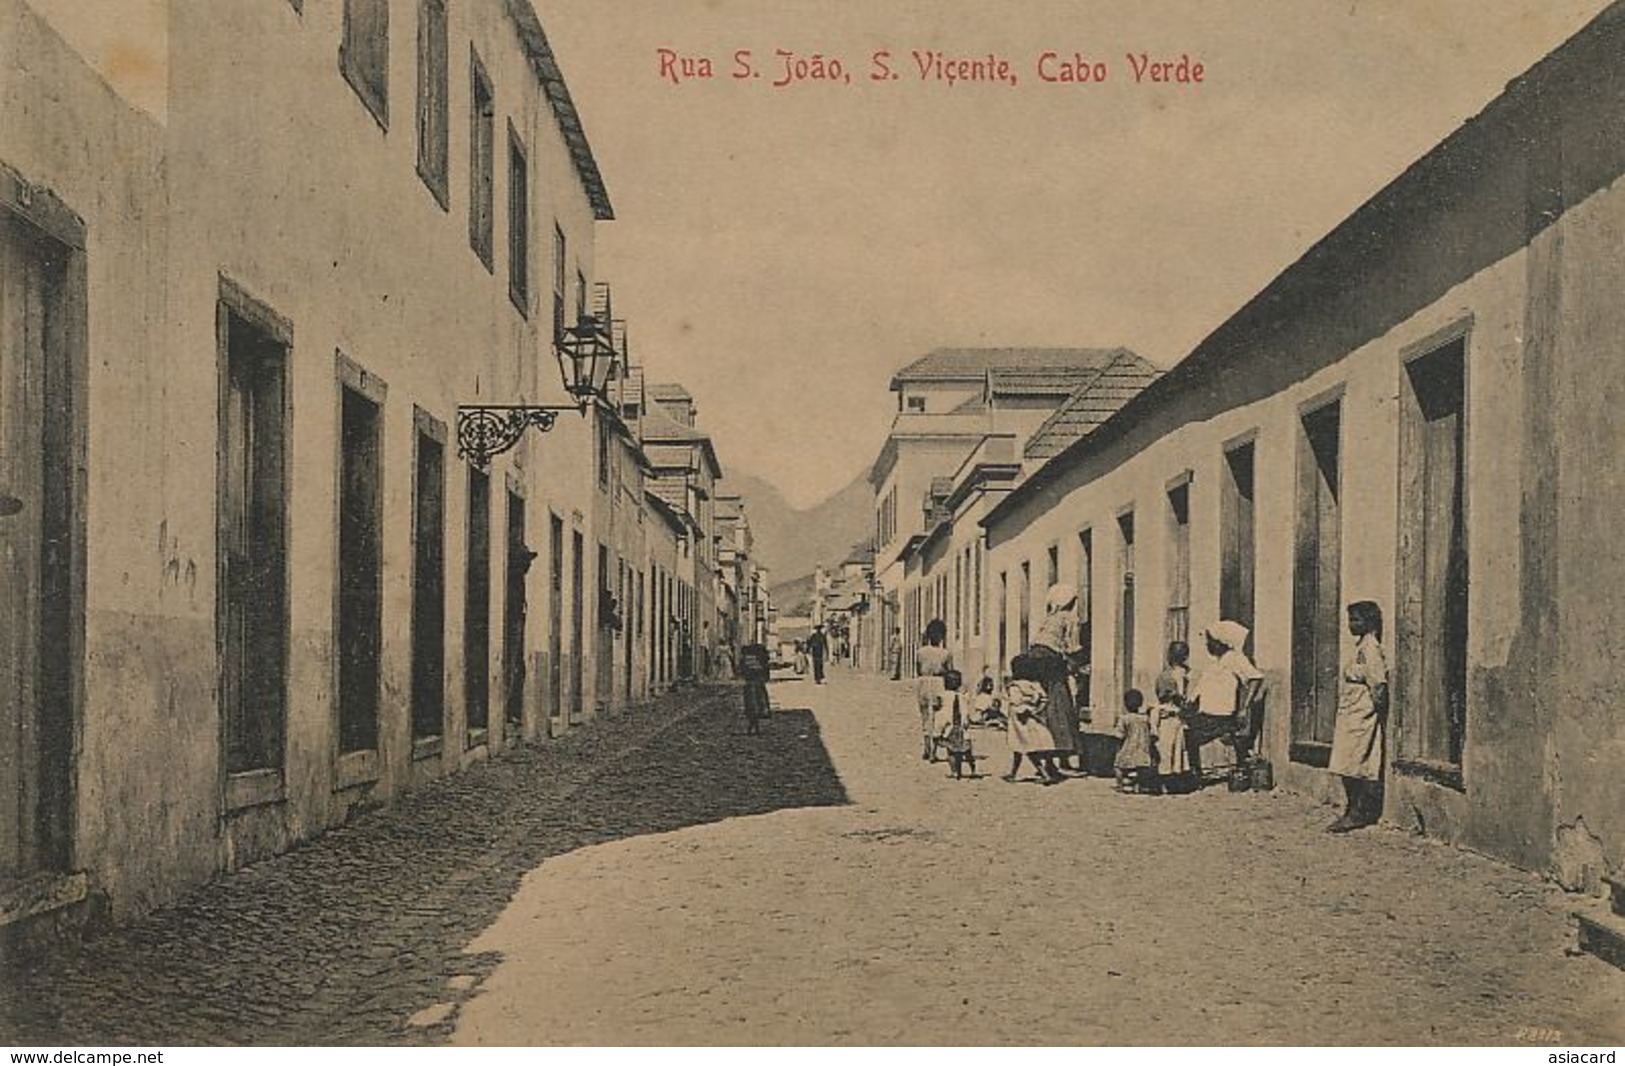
[456, 284, 622, 467]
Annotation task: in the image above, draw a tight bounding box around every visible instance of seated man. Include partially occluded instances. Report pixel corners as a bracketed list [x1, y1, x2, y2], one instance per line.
[1183, 621, 1264, 762]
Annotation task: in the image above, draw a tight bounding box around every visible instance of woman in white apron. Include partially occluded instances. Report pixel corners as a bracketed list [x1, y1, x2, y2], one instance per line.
[1327, 600, 1388, 832]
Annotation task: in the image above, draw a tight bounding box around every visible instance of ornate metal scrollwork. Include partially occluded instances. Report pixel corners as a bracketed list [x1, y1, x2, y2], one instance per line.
[456, 404, 569, 467]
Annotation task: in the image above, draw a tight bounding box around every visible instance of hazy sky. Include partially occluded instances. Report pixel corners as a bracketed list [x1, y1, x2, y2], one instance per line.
[541, 0, 1610, 507]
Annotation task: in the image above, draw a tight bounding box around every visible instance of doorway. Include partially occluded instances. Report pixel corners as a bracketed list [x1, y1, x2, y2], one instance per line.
[1117, 511, 1136, 694]
[1220, 439, 1257, 643]
[411, 415, 447, 746]
[1291, 400, 1342, 764]
[570, 529, 584, 723]
[1398, 338, 1468, 779]
[464, 468, 491, 746]
[337, 380, 382, 757]
[218, 286, 290, 781]
[1, 210, 79, 879]
[502, 489, 528, 733]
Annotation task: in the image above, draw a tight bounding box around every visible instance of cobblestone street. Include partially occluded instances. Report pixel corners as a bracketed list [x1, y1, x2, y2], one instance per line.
[3, 672, 1623, 1046]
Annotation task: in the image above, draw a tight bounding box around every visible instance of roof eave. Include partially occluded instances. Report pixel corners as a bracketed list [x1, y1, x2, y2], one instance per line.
[504, 0, 614, 221]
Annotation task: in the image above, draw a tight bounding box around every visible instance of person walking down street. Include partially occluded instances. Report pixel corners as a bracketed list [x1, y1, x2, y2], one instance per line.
[739, 642, 772, 736]
[1183, 621, 1263, 774]
[889, 628, 904, 681]
[1327, 600, 1389, 833]
[915, 619, 954, 761]
[807, 624, 829, 684]
[1029, 584, 1084, 773]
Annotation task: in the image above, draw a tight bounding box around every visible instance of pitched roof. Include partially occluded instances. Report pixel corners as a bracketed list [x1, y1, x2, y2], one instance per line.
[890, 347, 1130, 390]
[989, 362, 1128, 397]
[640, 407, 723, 478]
[1022, 351, 1162, 462]
[647, 383, 693, 402]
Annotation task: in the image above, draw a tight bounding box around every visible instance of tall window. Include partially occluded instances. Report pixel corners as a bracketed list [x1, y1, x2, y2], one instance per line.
[1046, 544, 1059, 589]
[341, 0, 390, 128]
[552, 224, 567, 343]
[415, 0, 449, 206]
[507, 123, 529, 314]
[1166, 478, 1191, 646]
[468, 50, 494, 269]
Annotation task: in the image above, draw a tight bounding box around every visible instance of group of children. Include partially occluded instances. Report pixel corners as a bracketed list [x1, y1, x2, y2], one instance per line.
[920, 640, 1204, 793]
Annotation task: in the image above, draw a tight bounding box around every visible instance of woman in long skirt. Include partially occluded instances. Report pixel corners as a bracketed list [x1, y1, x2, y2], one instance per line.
[915, 618, 954, 761]
[1029, 584, 1083, 772]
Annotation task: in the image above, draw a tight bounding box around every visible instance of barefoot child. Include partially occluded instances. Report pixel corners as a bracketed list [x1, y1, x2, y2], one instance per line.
[1114, 689, 1156, 793]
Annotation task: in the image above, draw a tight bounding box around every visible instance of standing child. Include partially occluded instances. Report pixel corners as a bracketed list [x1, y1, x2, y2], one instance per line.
[934, 669, 978, 778]
[1002, 653, 1061, 784]
[1151, 641, 1192, 791]
[1114, 689, 1156, 793]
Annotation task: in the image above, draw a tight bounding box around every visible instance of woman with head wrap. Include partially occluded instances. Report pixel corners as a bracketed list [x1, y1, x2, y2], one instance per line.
[1028, 584, 1084, 773]
[1182, 620, 1264, 772]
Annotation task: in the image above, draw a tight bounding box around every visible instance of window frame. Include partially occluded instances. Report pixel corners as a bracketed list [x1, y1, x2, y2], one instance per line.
[340, 0, 390, 131]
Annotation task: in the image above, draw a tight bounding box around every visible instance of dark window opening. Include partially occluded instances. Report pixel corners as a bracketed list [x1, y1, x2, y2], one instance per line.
[469, 51, 494, 270]
[415, 0, 449, 207]
[337, 384, 382, 755]
[341, 0, 390, 128]
[507, 123, 529, 315]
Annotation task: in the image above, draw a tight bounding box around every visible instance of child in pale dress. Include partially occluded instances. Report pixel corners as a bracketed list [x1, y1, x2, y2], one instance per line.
[1151, 641, 1192, 791]
[1114, 689, 1156, 793]
[1002, 653, 1061, 784]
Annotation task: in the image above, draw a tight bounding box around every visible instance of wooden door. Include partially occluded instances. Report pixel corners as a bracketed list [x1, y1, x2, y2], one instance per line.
[501, 490, 526, 731]
[410, 426, 446, 742]
[219, 304, 289, 776]
[1220, 441, 1257, 641]
[0, 217, 68, 877]
[464, 469, 492, 742]
[337, 386, 382, 755]
[1291, 402, 1342, 763]
[1398, 341, 1468, 773]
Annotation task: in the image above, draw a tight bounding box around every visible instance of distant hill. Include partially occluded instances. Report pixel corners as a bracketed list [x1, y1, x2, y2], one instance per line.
[722, 469, 872, 585]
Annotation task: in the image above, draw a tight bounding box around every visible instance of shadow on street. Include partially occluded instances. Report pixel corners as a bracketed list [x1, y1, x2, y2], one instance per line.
[0, 687, 849, 1046]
